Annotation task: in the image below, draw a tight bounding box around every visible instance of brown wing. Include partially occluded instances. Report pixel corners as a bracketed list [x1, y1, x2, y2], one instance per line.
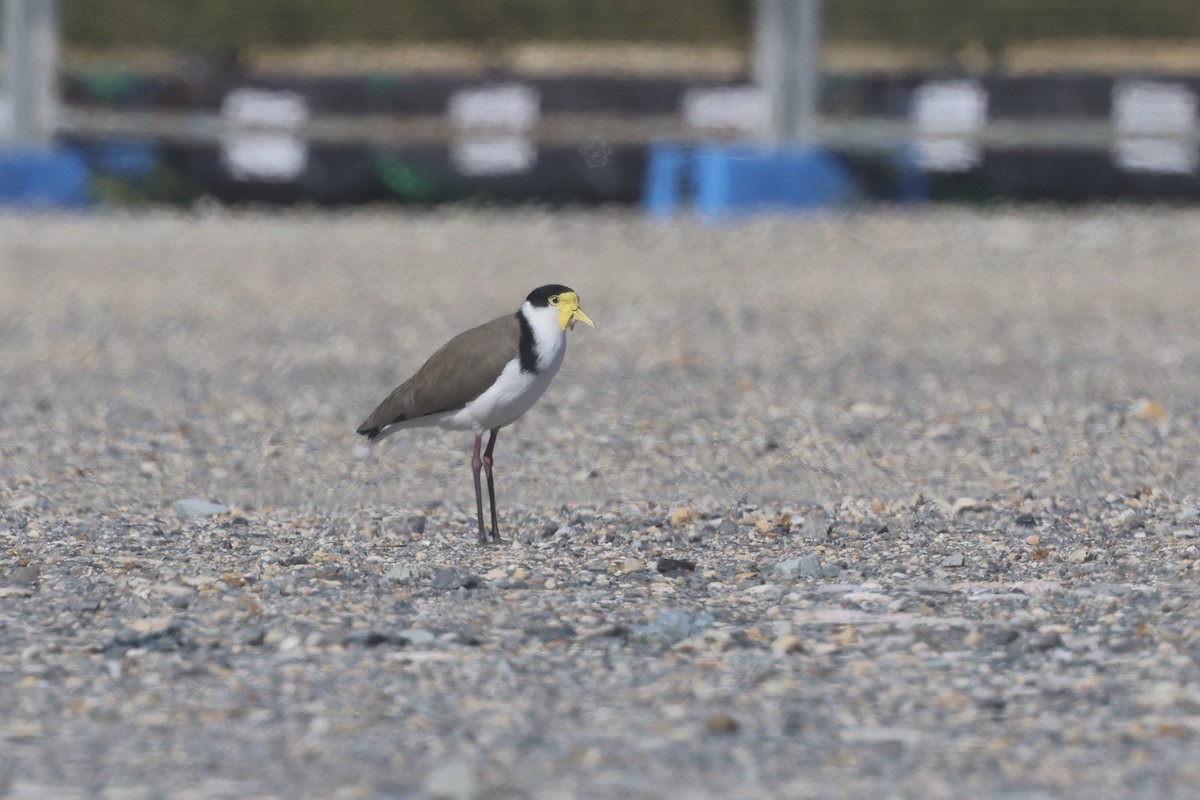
[357, 314, 520, 439]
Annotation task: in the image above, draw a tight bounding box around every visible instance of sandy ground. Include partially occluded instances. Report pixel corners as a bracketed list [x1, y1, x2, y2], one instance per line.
[1, 207, 1199, 798]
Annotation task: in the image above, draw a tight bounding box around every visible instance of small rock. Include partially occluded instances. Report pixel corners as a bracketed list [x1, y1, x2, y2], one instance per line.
[345, 629, 434, 647]
[668, 508, 693, 526]
[771, 635, 805, 655]
[396, 628, 436, 646]
[717, 519, 737, 536]
[774, 554, 823, 579]
[1172, 529, 1197, 540]
[656, 557, 696, 576]
[423, 758, 480, 800]
[1067, 547, 1090, 564]
[1130, 397, 1167, 421]
[384, 565, 414, 583]
[747, 584, 784, 601]
[706, 713, 739, 734]
[525, 625, 576, 642]
[432, 568, 479, 591]
[952, 497, 984, 515]
[10, 494, 39, 510]
[629, 610, 715, 644]
[3, 565, 40, 588]
[242, 627, 266, 647]
[1015, 513, 1038, 527]
[619, 557, 644, 574]
[1033, 630, 1064, 650]
[942, 554, 966, 568]
[172, 498, 229, 519]
[164, 586, 194, 610]
[109, 616, 187, 654]
[128, 615, 176, 637]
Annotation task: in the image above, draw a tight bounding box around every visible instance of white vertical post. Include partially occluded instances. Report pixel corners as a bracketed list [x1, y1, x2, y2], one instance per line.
[753, 0, 823, 143]
[792, 0, 822, 143]
[2, 0, 59, 146]
[753, 0, 785, 142]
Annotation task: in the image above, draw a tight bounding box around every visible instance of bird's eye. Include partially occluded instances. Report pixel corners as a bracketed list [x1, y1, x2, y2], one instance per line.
[549, 295, 559, 305]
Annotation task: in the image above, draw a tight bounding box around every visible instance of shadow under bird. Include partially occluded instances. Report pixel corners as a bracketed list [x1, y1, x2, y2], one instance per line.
[357, 285, 595, 545]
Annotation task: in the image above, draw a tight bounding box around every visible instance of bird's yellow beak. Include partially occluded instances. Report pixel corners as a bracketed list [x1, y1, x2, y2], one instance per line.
[558, 292, 595, 331]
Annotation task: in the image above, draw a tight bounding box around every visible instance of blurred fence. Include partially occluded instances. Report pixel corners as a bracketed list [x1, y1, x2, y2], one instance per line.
[2, 0, 1200, 208]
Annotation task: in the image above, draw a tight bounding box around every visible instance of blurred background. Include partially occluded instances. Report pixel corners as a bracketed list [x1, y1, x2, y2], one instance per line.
[2, 0, 1200, 213]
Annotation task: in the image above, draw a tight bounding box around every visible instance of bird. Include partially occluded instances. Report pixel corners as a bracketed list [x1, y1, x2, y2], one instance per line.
[356, 284, 594, 545]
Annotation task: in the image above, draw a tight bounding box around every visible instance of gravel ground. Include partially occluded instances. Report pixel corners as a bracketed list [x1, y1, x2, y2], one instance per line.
[2, 207, 1200, 799]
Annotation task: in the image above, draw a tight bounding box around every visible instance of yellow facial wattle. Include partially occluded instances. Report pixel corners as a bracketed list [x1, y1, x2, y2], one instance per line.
[556, 292, 595, 331]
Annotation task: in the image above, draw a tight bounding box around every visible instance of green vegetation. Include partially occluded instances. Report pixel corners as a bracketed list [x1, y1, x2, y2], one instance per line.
[63, 0, 1199, 54]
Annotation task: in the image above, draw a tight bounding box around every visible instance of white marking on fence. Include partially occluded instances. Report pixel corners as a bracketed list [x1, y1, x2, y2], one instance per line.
[912, 80, 988, 172]
[451, 136, 537, 177]
[449, 84, 540, 176]
[219, 88, 310, 182]
[1113, 81, 1197, 174]
[682, 86, 771, 136]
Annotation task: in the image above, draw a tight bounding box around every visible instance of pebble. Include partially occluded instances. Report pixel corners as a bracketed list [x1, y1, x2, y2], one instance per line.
[655, 557, 696, 575]
[1067, 547, 1091, 564]
[771, 634, 805, 655]
[1033, 630, 1064, 650]
[668, 508, 693, 526]
[432, 568, 479, 590]
[171, 498, 230, 519]
[774, 554, 823, 579]
[384, 565, 414, 582]
[422, 758, 480, 800]
[164, 586, 195, 610]
[706, 714, 739, 735]
[3, 565, 40, 587]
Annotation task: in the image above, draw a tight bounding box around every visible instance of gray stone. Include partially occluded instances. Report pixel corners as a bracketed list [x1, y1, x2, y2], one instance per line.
[384, 565, 414, 583]
[629, 610, 716, 645]
[396, 628, 436, 646]
[1033, 630, 1064, 650]
[942, 554, 966, 568]
[164, 586, 194, 610]
[422, 758, 479, 800]
[171, 498, 229, 519]
[3, 565, 40, 587]
[432, 568, 479, 591]
[774, 553, 823, 580]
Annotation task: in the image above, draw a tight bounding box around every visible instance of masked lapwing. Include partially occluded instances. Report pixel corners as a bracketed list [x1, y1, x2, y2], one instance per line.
[357, 285, 595, 545]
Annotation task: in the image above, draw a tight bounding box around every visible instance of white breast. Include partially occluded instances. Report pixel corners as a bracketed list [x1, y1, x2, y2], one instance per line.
[445, 301, 567, 433]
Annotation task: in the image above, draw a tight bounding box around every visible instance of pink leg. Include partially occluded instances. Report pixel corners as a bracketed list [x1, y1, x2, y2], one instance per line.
[471, 434, 487, 544]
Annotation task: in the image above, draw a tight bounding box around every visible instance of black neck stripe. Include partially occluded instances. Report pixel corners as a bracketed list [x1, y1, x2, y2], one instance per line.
[516, 310, 538, 374]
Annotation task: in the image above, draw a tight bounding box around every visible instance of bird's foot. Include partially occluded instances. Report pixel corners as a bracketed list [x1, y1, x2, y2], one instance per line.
[476, 528, 508, 546]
